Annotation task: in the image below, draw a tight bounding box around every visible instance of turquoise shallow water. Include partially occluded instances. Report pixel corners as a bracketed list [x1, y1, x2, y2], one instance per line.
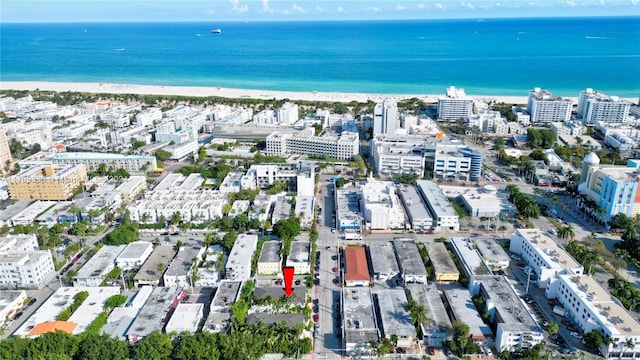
[1, 17, 639, 97]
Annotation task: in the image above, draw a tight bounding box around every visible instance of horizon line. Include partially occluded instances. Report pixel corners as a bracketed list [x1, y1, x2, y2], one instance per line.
[3, 14, 639, 25]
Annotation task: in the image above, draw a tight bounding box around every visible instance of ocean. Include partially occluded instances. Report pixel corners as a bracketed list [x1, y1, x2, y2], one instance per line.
[1, 17, 639, 97]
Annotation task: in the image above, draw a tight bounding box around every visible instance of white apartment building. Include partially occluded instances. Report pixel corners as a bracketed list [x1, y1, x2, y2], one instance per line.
[546, 274, 640, 359]
[73, 245, 126, 287]
[527, 88, 573, 123]
[359, 179, 405, 230]
[253, 110, 277, 125]
[115, 241, 154, 271]
[438, 86, 474, 121]
[371, 134, 428, 176]
[433, 144, 483, 182]
[549, 121, 584, 137]
[0, 234, 55, 289]
[416, 180, 460, 231]
[164, 246, 205, 288]
[277, 103, 299, 125]
[0, 290, 27, 325]
[52, 152, 157, 173]
[109, 126, 151, 146]
[136, 107, 162, 127]
[257, 241, 282, 275]
[165, 140, 199, 160]
[509, 229, 583, 288]
[266, 128, 359, 160]
[605, 133, 638, 151]
[373, 99, 399, 135]
[467, 110, 503, 133]
[115, 176, 147, 203]
[225, 234, 258, 281]
[578, 88, 631, 126]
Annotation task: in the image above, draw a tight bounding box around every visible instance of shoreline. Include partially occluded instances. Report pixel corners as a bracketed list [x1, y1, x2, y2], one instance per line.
[0, 81, 536, 105]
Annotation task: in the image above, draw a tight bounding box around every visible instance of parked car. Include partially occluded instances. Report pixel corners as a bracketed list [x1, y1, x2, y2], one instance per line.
[428, 348, 435, 355]
[570, 331, 582, 339]
[332, 267, 338, 273]
[313, 314, 319, 322]
[27, 298, 37, 306]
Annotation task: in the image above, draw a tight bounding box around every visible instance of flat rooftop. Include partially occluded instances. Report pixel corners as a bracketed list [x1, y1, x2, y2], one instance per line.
[14, 286, 120, 337]
[0, 291, 25, 311]
[417, 180, 458, 219]
[0, 200, 34, 223]
[247, 313, 305, 329]
[53, 152, 155, 161]
[133, 245, 177, 285]
[427, 242, 459, 276]
[287, 241, 310, 264]
[336, 189, 361, 230]
[166, 303, 203, 333]
[558, 274, 640, 336]
[342, 287, 379, 345]
[165, 246, 203, 277]
[443, 288, 493, 340]
[397, 186, 433, 224]
[117, 241, 153, 261]
[474, 237, 511, 265]
[514, 229, 581, 269]
[406, 284, 452, 331]
[375, 289, 417, 338]
[210, 280, 242, 309]
[474, 275, 540, 332]
[258, 241, 282, 263]
[126, 286, 183, 339]
[75, 245, 126, 280]
[368, 242, 400, 278]
[12, 201, 56, 223]
[393, 240, 428, 278]
[449, 237, 490, 276]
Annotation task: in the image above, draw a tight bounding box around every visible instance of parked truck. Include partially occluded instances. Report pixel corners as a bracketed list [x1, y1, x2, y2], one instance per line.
[553, 305, 567, 317]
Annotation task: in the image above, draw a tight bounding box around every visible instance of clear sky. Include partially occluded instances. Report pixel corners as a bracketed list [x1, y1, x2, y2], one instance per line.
[2, 0, 639, 23]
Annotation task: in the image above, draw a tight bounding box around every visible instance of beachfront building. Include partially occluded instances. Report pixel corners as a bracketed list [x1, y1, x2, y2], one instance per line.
[52, 152, 157, 174]
[527, 88, 573, 123]
[266, 128, 359, 160]
[437, 86, 474, 121]
[7, 164, 88, 200]
[135, 107, 162, 127]
[0, 234, 55, 289]
[578, 88, 631, 126]
[359, 179, 405, 231]
[545, 274, 640, 359]
[578, 152, 640, 223]
[373, 99, 398, 135]
[509, 229, 583, 288]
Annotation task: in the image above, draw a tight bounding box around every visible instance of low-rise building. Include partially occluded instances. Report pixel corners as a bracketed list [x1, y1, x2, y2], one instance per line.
[225, 234, 258, 281]
[440, 185, 516, 219]
[115, 241, 154, 271]
[443, 288, 493, 341]
[257, 241, 282, 275]
[449, 237, 491, 279]
[359, 179, 405, 231]
[52, 152, 157, 174]
[374, 289, 417, 347]
[133, 245, 177, 288]
[470, 275, 543, 352]
[266, 128, 359, 160]
[397, 185, 433, 231]
[163, 246, 205, 288]
[126, 286, 185, 343]
[509, 229, 583, 288]
[73, 245, 126, 287]
[406, 284, 452, 347]
[474, 236, 510, 271]
[165, 303, 204, 334]
[294, 195, 315, 229]
[335, 188, 362, 232]
[393, 239, 429, 284]
[368, 242, 400, 282]
[271, 195, 292, 226]
[0, 290, 27, 325]
[416, 180, 459, 231]
[428, 242, 460, 283]
[342, 287, 379, 353]
[545, 274, 640, 359]
[115, 176, 147, 203]
[0, 234, 55, 289]
[285, 241, 310, 275]
[344, 246, 370, 287]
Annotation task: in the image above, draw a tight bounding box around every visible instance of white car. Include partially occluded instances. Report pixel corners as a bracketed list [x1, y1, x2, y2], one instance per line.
[570, 331, 582, 339]
[485, 348, 493, 356]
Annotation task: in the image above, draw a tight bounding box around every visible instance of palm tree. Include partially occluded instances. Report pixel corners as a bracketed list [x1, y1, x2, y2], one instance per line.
[410, 304, 429, 328]
[498, 349, 511, 360]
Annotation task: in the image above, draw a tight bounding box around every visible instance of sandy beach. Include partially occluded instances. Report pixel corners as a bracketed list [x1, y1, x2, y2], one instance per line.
[0, 81, 537, 105]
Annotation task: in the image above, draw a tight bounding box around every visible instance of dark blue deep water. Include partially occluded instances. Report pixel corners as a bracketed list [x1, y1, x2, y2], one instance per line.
[1, 17, 639, 96]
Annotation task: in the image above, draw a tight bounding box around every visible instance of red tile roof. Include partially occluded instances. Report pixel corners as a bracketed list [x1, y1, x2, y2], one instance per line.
[345, 246, 370, 281]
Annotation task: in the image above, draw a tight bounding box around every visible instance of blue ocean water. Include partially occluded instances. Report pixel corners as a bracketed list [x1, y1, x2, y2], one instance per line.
[1, 17, 639, 97]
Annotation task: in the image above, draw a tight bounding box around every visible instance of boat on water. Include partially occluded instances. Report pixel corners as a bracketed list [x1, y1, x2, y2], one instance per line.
[212, 29, 222, 34]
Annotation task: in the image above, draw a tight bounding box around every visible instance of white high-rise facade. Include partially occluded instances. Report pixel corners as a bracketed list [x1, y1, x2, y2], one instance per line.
[527, 88, 572, 123]
[373, 99, 398, 136]
[437, 86, 473, 121]
[578, 89, 631, 126]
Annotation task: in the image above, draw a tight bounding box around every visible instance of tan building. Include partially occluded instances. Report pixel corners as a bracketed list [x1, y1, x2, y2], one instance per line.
[7, 164, 87, 200]
[0, 127, 12, 174]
